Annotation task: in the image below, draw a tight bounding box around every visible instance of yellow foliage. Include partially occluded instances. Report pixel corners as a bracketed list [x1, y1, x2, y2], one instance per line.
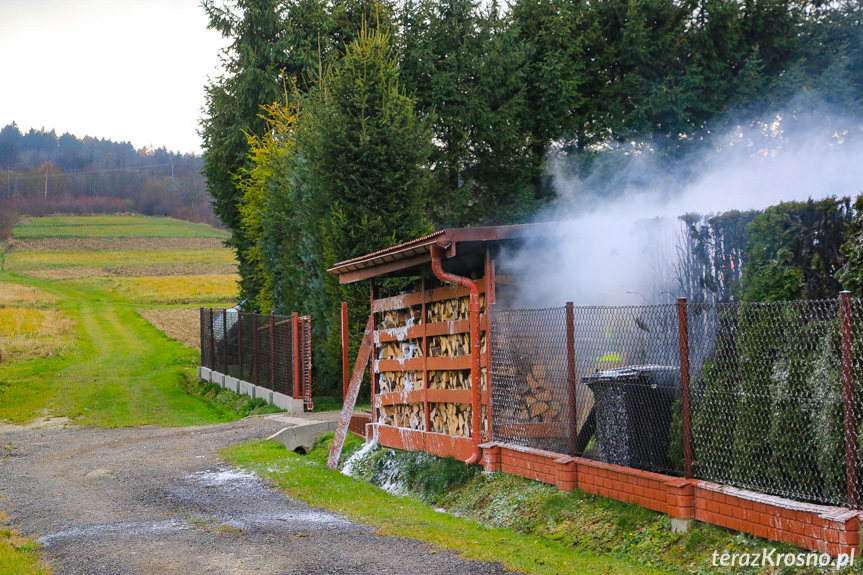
[237, 101, 300, 312]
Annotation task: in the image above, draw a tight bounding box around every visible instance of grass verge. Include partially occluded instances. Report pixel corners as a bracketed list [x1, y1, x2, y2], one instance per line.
[227, 435, 863, 575]
[221, 437, 671, 575]
[0, 272, 240, 427]
[0, 512, 51, 575]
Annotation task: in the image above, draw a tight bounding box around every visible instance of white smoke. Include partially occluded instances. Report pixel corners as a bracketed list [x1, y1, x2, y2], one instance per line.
[502, 103, 863, 308]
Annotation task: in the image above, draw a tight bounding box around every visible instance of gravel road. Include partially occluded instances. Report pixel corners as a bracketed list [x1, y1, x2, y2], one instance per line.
[0, 415, 512, 575]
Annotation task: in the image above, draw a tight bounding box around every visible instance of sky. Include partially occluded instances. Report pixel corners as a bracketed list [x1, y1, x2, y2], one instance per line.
[0, 0, 228, 154]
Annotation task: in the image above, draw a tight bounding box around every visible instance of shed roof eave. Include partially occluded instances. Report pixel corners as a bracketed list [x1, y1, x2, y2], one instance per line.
[326, 223, 551, 283]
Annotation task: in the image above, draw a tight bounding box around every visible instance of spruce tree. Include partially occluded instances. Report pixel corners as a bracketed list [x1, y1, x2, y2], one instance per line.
[294, 25, 434, 391]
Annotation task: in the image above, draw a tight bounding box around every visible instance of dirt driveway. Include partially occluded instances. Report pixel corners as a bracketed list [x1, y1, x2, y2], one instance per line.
[0, 415, 511, 575]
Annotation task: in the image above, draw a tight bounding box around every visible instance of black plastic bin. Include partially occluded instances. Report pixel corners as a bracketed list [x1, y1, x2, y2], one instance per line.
[583, 365, 680, 473]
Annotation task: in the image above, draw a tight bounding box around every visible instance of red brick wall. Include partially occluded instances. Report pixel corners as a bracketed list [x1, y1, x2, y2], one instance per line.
[693, 481, 859, 556]
[479, 441, 859, 557]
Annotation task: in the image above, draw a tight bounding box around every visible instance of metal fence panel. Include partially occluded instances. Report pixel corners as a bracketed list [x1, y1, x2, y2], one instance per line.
[199, 308, 312, 408]
[490, 297, 863, 508]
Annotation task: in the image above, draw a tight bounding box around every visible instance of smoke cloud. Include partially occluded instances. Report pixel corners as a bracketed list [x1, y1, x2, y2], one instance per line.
[502, 102, 863, 308]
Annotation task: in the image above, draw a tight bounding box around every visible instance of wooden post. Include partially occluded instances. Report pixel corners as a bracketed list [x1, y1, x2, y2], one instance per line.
[341, 302, 349, 401]
[678, 298, 694, 479]
[370, 279, 378, 423]
[328, 315, 375, 470]
[566, 302, 577, 456]
[484, 246, 496, 441]
[199, 307, 204, 367]
[292, 312, 301, 399]
[841, 291, 859, 508]
[422, 277, 430, 432]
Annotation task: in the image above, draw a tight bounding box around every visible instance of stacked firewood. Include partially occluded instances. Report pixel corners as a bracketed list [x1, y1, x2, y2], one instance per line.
[379, 307, 422, 329]
[377, 340, 423, 360]
[426, 295, 486, 323]
[427, 369, 469, 390]
[378, 370, 423, 393]
[380, 403, 424, 430]
[428, 333, 469, 357]
[430, 402, 471, 437]
[499, 362, 564, 423]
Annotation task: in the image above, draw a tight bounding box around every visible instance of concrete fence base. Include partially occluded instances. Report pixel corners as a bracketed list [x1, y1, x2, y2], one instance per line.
[197, 367, 306, 415]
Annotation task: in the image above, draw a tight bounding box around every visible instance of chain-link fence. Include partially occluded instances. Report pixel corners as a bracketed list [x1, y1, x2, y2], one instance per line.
[200, 308, 313, 409]
[490, 295, 863, 509]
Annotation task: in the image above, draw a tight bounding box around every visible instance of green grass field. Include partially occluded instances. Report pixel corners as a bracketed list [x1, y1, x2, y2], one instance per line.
[8, 248, 236, 270]
[0, 215, 241, 425]
[12, 215, 230, 239]
[0, 215, 247, 573]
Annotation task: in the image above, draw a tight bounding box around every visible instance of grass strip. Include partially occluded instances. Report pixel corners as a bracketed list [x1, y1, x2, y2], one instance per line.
[13, 216, 228, 239]
[0, 272, 237, 427]
[221, 439, 672, 575]
[0, 512, 51, 575]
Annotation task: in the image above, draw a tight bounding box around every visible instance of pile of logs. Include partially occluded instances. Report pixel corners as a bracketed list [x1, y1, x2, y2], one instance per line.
[380, 307, 422, 329]
[496, 362, 565, 423]
[375, 291, 492, 438]
[427, 369, 469, 390]
[378, 370, 423, 393]
[430, 402, 471, 437]
[380, 403, 424, 430]
[377, 340, 423, 360]
[427, 295, 486, 323]
[429, 333, 469, 357]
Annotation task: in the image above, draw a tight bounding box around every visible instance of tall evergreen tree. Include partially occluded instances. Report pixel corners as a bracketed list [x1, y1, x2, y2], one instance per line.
[200, 0, 296, 304]
[296, 25, 434, 390]
[399, 0, 532, 225]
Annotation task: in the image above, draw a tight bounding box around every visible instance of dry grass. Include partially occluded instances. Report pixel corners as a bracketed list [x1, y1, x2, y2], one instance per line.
[8, 248, 236, 271]
[0, 308, 75, 362]
[9, 237, 228, 252]
[137, 308, 202, 349]
[0, 283, 56, 309]
[24, 264, 238, 280]
[60, 274, 240, 305]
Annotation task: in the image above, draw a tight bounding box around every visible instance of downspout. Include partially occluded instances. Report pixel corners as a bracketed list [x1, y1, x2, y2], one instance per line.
[430, 244, 482, 465]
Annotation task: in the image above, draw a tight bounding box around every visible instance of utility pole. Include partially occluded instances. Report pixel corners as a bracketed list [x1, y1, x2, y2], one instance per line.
[44, 165, 48, 200]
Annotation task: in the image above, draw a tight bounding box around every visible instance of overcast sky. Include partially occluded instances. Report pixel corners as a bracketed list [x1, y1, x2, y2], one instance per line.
[0, 0, 228, 154]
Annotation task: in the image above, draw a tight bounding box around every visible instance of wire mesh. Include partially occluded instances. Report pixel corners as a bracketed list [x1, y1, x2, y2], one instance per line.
[200, 308, 311, 407]
[490, 303, 681, 474]
[490, 297, 863, 507]
[689, 298, 858, 508]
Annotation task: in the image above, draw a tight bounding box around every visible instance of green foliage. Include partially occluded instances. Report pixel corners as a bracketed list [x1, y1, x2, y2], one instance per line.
[400, 0, 536, 224]
[691, 302, 852, 505]
[838, 195, 863, 296]
[286, 26, 434, 392]
[667, 399, 684, 475]
[191, 380, 283, 418]
[201, 0, 316, 304]
[741, 198, 851, 302]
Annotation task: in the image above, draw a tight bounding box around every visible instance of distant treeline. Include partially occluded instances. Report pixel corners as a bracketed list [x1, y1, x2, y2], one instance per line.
[0, 123, 217, 225]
